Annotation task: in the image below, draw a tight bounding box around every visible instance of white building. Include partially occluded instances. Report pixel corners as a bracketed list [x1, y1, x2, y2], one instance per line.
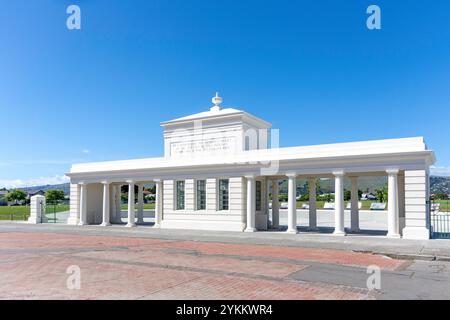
[66, 94, 436, 240]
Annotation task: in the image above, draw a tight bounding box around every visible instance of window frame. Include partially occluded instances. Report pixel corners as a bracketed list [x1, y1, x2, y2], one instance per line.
[217, 178, 230, 211]
[195, 179, 207, 211]
[255, 180, 262, 211]
[175, 180, 185, 211]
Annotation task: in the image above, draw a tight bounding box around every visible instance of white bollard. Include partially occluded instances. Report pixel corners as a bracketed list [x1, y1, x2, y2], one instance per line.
[28, 195, 47, 224]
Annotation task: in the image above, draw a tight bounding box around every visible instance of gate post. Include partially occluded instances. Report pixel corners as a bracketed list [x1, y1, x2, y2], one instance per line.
[28, 195, 47, 224]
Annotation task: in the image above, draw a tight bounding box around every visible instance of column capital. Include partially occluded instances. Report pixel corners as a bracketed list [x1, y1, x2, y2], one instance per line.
[286, 172, 297, 178]
[126, 180, 135, 184]
[386, 168, 400, 175]
[101, 181, 110, 185]
[153, 179, 162, 183]
[245, 175, 256, 180]
[78, 182, 86, 186]
[332, 170, 345, 177]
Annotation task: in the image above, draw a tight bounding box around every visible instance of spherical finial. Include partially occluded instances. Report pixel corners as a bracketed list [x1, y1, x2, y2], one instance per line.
[210, 92, 223, 111]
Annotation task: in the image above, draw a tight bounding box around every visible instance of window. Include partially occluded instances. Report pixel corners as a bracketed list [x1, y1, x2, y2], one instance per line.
[196, 180, 206, 210]
[256, 181, 262, 211]
[218, 179, 229, 211]
[176, 181, 185, 210]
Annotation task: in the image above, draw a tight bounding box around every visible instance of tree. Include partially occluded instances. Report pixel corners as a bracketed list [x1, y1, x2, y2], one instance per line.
[344, 190, 351, 201]
[45, 189, 65, 204]
[5, 190, 27, 204]
[300, 193, 309, 201]
[316, 179, 321, 196]
[433, 193, 448, 200]
[375, 184, 388, 203]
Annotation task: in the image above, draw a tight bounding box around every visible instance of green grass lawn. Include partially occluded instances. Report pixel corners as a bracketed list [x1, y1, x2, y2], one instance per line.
[121, 203, 155, 210]
[296, 200, 378, 210]
[435, 200, 450, 212]
[0, 204, 70, 221]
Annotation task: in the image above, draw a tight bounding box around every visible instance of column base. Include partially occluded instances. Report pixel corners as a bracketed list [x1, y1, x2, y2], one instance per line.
[153, 223, 161, 229]
[402, 227, 430, 240]
[78, 222, 87, 226]
[67, 216, 79, 225]
[27, 217, 40, 224]
[126, 223, 137, 228]
[101, 222, 111, 227]
[286, 229, 298, 234]
[387, 233, 401, 238]
[333, 230, 347, 236]
[244, 228, 257, 233]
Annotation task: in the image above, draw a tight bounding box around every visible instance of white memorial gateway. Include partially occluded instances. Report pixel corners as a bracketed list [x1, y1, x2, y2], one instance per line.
[66, 94, 436, 240]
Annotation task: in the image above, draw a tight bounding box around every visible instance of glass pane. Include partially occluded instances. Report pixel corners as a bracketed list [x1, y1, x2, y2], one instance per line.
[196, 180, 206, 210]
[219, 179, 229, 211]
[176, 181, 185, 210]
[256, 181, 262, 211]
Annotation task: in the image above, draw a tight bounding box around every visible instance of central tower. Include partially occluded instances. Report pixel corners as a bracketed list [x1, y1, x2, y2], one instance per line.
[160, 94, 272, 158]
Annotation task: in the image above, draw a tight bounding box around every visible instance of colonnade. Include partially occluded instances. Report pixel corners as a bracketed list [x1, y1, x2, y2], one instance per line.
[78, 180, 163, 228]
[244, 169, 401, 237]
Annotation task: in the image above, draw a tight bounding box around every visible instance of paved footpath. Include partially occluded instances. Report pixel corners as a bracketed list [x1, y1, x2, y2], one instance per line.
[0, 223, 450, 300]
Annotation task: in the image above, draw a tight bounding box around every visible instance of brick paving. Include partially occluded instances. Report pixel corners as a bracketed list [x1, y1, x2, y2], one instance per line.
[0, 231, 403, 300]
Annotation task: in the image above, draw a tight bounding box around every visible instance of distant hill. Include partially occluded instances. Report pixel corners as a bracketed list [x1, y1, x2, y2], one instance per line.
[19, 183, 70, 195]
[6, 176, 450, 197]
[431, 176, 450, 194]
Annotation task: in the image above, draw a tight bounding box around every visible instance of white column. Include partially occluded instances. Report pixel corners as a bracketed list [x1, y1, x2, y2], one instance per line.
[350, 176, 360, 233]
[116, 185, 122, 223]
[287, 173, 298, 234]
[78, 183, 87, 226]
[271, 179, 280, 229]
[110, 185, 117, 223]
[154, 180, 163, 228]
[265, 178, 271, 228]
[333, 171, 346, 235]
[137, 184, 144, 224]
[126, 181, 136, 227]
[101, 182, 111, 226]
[308, 177, 318, 231]
[387, 169, 400, 238]
[245, 176, 256, 232]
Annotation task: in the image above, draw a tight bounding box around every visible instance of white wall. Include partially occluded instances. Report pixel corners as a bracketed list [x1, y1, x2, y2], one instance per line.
[67, 184, 80, 225]
[161, 177, 246, 231]
[86, 183, 103, 225]
[402, 170, 430, 239]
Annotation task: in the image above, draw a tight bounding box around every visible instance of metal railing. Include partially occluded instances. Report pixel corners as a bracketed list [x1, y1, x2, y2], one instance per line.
[0, 213, 30, 221]
[430, 199, 450, 239]
[431, 213, 450, 239]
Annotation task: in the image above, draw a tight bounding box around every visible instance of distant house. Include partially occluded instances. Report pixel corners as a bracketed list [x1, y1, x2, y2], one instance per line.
[27, 190, 45, 199]
[361, 193, 377, 200]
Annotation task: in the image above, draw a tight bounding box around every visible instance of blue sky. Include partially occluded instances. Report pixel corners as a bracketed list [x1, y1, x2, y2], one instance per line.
[1, 0, 450, 188]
